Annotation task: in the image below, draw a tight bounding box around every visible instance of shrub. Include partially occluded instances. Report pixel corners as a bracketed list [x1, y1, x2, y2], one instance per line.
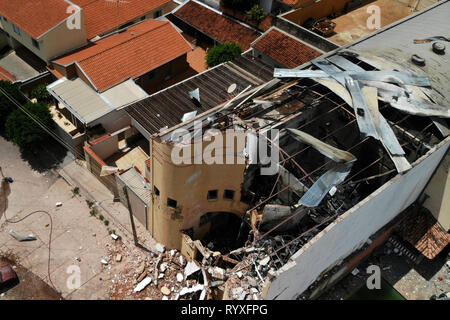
[104, 220, 109, 226]
[99, 215, 104, 221]
[5, 102, 53, 150]
[0, 80, 27, 132]
[206, 42, 242, 68]
[30, 84, 52, 104]
[246, 5, 267, 23]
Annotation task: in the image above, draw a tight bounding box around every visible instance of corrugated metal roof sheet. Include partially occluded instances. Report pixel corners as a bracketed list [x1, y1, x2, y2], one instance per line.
[125, 55, 273, 134]
[47, 78, 113, 124]
[347, 0, 450, 112]
[118, 167, 151, 204]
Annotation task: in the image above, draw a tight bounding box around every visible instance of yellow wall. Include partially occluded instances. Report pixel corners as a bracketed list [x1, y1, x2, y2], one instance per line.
[0, 10, 87, 63]
[148, 130, 250, 249]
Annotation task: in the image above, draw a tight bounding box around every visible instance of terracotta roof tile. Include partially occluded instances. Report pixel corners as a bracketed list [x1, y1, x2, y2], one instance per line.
[72, 0, 172, 39]
[399, 209, 450, 260]
[174, 1, 260, 50]
[0, 0, 72, 39]
[53, 19, 192, 92]
[0, 66, 16, 82]
[252, 29, 322, 68]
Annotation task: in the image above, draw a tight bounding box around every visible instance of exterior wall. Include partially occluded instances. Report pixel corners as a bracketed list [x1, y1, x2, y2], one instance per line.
[423, 152, 450, 231]
[117, 174, 149, 229]
[136, 54, 189, 94]
[0, 11, 87, 63]
[88, 109, 131, 134]
[282, 0, 350, 26]
[149, 131, 250, 250]
[265, 138, 450, 300]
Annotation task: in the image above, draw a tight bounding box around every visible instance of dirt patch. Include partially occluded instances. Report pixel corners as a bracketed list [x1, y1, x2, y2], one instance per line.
[0, 255, 62, 300]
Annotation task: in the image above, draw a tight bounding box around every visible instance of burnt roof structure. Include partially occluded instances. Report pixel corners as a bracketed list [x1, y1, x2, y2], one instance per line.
[152, 0, 450, 300]
[125, 54, 273, 135]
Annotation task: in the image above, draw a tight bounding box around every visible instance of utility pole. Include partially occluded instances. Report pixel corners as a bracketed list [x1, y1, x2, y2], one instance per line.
[124, 186, 139, 245]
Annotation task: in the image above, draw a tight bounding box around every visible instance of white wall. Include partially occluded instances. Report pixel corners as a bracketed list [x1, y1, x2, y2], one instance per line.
[265, 138, 450, 300]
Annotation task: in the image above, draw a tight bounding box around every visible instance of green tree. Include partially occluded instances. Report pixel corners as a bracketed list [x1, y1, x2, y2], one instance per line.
[206, 42, 242, 68]
[30, 83, 52, 104]
[246, 5, 267, 23]
[0, 80, 27, 132]
[5, 102, 53, 150]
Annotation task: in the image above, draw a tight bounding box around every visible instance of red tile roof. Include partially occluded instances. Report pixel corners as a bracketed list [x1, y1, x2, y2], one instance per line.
[0, 0, 72, 39]
[252, 28, 322, 68]
[0, 66, 16, 82]
[53, 19, 192, 92]
[173, 1, 260, 50]
[399, 209, 450, 260]
[71, 0, 172, 39]
[279, 0, 299, 5]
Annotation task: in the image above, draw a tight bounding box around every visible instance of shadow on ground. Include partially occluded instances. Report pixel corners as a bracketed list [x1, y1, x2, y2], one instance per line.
[19, 141, 68, 173]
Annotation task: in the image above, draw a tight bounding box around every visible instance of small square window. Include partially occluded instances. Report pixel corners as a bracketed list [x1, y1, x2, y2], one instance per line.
[167, 198, 177, 208]
[153, 186, 160, 196]
[224, 189, 235, 200]
[12, 23, 20, 35]
[207, 190, 218, 200]
[32, 38, 40, 49]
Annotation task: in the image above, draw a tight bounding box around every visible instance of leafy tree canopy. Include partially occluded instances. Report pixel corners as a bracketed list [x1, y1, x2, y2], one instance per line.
[206, 42, 242, 68]
[0, 80, 27, 132]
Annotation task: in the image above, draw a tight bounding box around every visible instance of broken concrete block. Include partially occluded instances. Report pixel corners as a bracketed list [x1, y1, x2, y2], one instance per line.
[55, 202, 62, 207]
[155, 243, 165, 253]
[161, 286, 171, 295]
[237, 271, 243, 278]
[160, 263, 168, 273]
[208, 266, 225, 280]
[158, 273, 165, 279]
[101, 259, 108, 265]
[9, 230, 36, 242]
[179, 284, 204, 296]
[115, 254, 122, 262]
[176, 273, 184, 282]
[259, 256, 270, 266]
[179, 255, 185, 266]
[111, 234, 119, 240]
[134, 277, 151, 292]
[170, 249, 176, 257]
[162, 296, 168, 300]
[184, 261, 201, 277]
[137, 261, 145, 274]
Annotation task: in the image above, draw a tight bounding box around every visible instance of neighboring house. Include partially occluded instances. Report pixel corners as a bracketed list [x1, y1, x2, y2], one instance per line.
[0, 0, 87, 63]
[46, 18, 192, 144]
[71, 0, 177, 40]
[251, 26, 323, 68]
[170, 0, 261, 51]
[50, 19, 193, 93]
[0, 66, 17, 82]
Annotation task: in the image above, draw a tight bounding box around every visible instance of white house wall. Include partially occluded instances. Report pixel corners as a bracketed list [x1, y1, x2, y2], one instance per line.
[265, 138, 450, 300]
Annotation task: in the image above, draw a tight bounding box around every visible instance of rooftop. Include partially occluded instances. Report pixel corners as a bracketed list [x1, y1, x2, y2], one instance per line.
[125, 54, 274, 135]
[71, 0, 173, 39]
[0, 66, 16, 82]
[0, 0, 74, 39]
[252, 27, 323, 68]
[53, 19, 193, 92]
[172, 0, 261, 50]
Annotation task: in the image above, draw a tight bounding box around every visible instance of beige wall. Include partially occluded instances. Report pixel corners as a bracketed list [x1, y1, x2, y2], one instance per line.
[148, 131, 250, 250]
[0, 10, 87, 63]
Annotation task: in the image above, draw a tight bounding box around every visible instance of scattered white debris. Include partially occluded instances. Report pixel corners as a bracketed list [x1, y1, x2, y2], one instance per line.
[162, 296, 168, 300]
[158, 273, 165, 279]
[111, 234, 119, 240]
[134, 277, 151, 292]
[179, 255, 185, 266]
[184, 261, 201, 277]
[9, 230, 36, 242]
[170, 249, 176, 257]
[160, 263, 168, 273]
[115, 254, 122, 262]
[199, 289, 206, 300]
[176, 273, 184, 282]
[209, 266, 225, 280]
[55, 202, 63, 207]
[101, 259, 108, 265]
[179, 284, 204, 296]
[237, 271, 243, 278]
[155, 243, 165, 253]
[259, 256, 270, 266]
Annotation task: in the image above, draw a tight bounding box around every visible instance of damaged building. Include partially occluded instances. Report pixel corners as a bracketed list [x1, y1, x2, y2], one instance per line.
[86, 1, 450, 300]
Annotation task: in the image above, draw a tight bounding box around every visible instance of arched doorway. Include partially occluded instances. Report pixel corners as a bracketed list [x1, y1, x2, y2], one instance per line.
[197, 212, 250, 254]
